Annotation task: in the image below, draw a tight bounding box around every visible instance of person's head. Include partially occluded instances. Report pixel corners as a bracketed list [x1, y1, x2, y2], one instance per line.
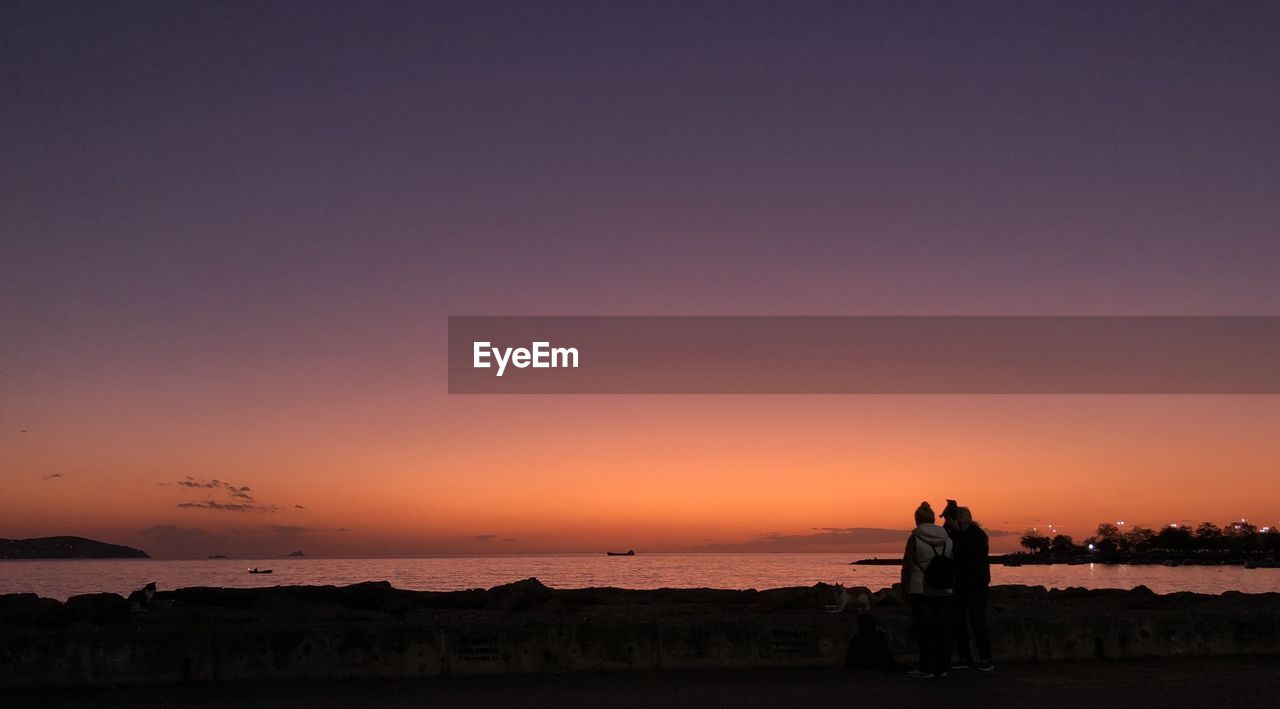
[955, 506, 974, 531]
[941, 499, 958, 518]
[914, 501, 935, 526]
[941, 499, 960, 530]
[936, 499, 957, 527]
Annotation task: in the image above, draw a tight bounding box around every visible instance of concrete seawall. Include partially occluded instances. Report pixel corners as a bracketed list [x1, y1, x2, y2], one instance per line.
[2, 580, 1278, 688]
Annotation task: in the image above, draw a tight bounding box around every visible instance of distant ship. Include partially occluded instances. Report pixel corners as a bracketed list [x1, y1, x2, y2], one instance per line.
[248, 567, 273, 574]
[607, 549, 636, 556]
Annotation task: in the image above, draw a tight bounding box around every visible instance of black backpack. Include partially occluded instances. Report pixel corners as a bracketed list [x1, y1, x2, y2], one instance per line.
[916, 538, 955, 590]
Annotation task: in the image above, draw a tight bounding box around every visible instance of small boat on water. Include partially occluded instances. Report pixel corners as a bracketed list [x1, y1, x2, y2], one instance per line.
[606, 550, 636, 556]
[248, 568, 273, 574]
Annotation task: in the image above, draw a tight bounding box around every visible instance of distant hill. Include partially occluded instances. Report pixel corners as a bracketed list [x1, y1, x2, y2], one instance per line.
[286, 550, 305, 557]
[0, 536, 149, 559]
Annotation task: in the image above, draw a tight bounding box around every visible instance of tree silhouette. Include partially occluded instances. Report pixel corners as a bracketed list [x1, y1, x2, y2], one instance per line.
[1020, 530, 1051, 554]
[1015, 520, 1278, 559]
[1050, 534, 1076, 554]
[1125, 526, 1156, 553]
[1154, 525, 1193, 551]
[1195, 522, 1223, 550]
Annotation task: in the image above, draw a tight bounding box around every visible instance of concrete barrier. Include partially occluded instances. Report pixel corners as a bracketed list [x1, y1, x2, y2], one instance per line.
[2, 581, 1278, 688]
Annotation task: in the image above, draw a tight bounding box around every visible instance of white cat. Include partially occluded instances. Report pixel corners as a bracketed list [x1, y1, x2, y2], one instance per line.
[825, 584, 873, 613]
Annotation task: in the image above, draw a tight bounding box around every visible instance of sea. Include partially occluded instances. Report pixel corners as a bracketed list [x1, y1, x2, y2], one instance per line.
[3, 553, 1279, 601]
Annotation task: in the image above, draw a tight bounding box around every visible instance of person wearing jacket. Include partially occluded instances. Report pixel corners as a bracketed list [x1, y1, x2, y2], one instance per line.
[947, 506, 994, 671]
[900, 501, 954, 678]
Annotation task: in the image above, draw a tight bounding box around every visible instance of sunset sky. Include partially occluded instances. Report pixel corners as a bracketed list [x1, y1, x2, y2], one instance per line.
[4, 1, 1280, 557]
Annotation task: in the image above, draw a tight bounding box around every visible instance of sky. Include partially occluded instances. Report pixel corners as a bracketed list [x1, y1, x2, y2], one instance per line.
[3, 1, 1280, 557]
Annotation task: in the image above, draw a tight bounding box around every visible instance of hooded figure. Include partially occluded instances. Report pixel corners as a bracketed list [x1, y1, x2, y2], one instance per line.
[901, 501, 955, 678]
[901, 502, 955, 595]
[948, 506, 994, 671]
[941, 499, 960, 527]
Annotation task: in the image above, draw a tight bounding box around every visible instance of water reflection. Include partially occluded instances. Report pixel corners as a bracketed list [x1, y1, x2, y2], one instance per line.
[3, 553, 1278, 601]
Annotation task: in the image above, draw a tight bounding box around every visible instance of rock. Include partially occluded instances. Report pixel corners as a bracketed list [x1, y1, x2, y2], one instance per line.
[989, 584, 1048, 600]
[0, 593, 66, 627]
[759, 583, 837, 610]
[487, 577, 555, 611]
[65, 593, 130, 624]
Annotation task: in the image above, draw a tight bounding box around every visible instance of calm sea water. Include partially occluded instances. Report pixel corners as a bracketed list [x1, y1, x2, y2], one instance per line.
[3, 554, 1278, 601]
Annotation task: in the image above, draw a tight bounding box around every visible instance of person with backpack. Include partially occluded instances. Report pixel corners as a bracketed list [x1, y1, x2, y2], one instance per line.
[900, 501, 955, 678]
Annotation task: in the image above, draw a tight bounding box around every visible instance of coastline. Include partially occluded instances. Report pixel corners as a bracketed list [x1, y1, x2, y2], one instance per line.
[853, 553, 1280, 567]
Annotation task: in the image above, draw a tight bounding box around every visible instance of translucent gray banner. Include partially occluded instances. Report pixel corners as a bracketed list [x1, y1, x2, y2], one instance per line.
[448, 316, 1280, 394]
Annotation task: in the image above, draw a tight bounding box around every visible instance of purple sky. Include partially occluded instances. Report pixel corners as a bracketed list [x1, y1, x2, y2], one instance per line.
[5, 1, 1279, 332]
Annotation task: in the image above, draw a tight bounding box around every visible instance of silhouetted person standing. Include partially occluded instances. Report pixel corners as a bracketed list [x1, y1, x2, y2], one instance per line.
[901, 501, 954, 678]
[947, 506, 994, 671]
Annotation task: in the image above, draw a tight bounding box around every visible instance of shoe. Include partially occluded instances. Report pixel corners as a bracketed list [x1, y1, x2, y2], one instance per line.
[974, 661, 995, 672]
[906, 669, 934, 679]
[951, 661, 971, 670]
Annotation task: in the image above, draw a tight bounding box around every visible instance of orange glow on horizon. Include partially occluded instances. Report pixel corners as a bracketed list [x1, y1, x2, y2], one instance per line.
[6, 387, 1280, 558]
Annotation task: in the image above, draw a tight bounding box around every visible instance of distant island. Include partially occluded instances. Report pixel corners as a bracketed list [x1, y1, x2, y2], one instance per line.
[0, 536, 149, 559]
[286, 551, 305, 557]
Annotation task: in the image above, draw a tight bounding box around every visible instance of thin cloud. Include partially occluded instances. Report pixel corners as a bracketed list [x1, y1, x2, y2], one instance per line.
[265, 525, 349, 537]
[178, 501, 276, 513]
[137, 524, 230, 557]
[42, 473, 64, 481]
[228, 525, 349, 538]
[176, 477, 255, 501]
[173, 476, 273, 512]
[690, 526, 1013, 552]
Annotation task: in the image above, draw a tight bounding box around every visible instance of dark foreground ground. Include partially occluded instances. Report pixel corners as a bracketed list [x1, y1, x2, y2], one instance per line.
[9, 657, 1278, 709]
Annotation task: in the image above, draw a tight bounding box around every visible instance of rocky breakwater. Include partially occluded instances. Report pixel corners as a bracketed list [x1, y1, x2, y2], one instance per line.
[2, 581, 1278, 688]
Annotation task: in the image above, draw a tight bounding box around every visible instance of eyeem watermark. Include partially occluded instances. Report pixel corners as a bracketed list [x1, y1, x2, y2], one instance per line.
[473, 341, 580, 377]
[450, 316, 1280, 394]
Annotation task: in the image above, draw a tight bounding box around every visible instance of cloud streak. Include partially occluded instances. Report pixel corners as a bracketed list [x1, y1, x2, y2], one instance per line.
[173, 476, 276, 512]
[689, 526, 1013, 552]
[178, 500, 275, 513]
[177, 477, 254, 500]
[264, 525, 349, 537]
